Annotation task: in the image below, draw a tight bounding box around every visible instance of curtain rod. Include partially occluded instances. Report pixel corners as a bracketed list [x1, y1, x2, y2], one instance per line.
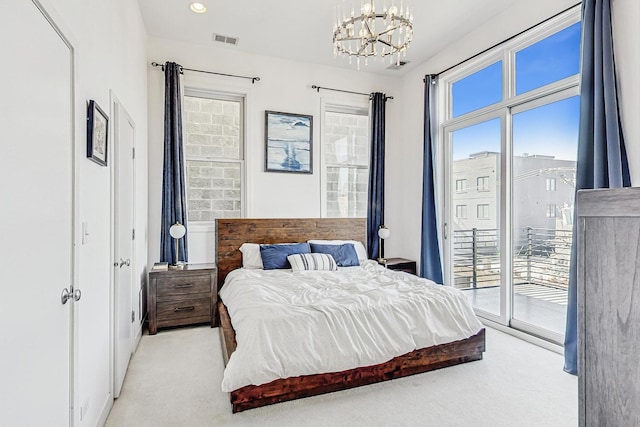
[425, 2, 582, 82]
[151, 61, 260, 84]
[311, 85, 394, 100]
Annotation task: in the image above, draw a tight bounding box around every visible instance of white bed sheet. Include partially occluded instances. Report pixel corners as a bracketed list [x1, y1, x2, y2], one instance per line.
[219, 260, 483, 392]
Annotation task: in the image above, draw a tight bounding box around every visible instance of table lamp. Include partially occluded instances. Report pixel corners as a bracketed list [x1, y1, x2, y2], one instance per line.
[169, 222, 186, 269]
[377, 225, 390, 263]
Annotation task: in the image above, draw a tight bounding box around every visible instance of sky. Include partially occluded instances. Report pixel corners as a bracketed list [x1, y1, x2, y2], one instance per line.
[451, 22, 581, 162]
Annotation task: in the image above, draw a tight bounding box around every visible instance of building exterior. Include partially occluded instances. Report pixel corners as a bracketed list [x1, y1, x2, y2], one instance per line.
[452, 151, 576, 235]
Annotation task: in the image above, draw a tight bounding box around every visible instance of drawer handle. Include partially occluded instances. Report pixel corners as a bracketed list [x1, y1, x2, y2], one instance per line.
[174, 306, 195, 312]
[174, 284, 194, 289]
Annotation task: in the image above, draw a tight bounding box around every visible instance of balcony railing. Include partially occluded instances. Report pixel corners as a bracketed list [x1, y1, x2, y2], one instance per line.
[453, 227, 572, 290]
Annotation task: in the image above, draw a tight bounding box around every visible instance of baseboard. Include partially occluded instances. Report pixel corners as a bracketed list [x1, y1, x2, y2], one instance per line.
[95, 393, 113, 427]
[133, 324, 142, 352]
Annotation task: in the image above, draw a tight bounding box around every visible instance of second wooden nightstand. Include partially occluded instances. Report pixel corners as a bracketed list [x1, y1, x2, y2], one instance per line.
[148, 263, 217, 335]
[379, 258, 417, 275]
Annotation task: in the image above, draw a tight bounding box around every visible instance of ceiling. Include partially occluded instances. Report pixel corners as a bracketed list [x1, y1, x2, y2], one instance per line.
[138, 0, 530, 76]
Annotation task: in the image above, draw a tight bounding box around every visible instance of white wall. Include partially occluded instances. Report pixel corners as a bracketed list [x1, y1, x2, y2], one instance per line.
[612, 0, 640, 184]
[147, 37, 400, 264]
[41, 0, 148, 425]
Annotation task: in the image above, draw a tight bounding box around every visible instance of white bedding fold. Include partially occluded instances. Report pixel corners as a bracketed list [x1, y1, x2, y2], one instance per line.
[219, 260, 482, 392]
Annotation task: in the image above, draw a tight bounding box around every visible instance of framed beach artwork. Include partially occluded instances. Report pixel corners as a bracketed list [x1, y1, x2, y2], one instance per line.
[87, 99, 109, 166]
[265, 110, 313, 174]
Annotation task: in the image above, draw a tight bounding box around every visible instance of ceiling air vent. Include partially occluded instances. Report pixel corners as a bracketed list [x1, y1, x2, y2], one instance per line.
[212, 33, 239, 46]
[386, 60, 410, 70]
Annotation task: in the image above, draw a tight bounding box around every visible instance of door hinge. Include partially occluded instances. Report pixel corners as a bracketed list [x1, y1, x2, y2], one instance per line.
[132, 147, 136, 159]
[131, 310, 135, 323]
[132, 229, 136, 240]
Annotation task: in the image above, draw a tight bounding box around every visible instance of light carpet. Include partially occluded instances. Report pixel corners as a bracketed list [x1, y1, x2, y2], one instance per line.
[105, 325, 577, 427]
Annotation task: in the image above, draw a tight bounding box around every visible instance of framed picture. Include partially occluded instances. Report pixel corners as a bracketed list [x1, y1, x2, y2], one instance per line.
[87, 100, 109, 166]
[265, 110, 313, 174]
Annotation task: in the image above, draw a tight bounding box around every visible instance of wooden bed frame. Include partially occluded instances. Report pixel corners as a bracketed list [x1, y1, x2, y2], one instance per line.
[215, 218, 486, 413]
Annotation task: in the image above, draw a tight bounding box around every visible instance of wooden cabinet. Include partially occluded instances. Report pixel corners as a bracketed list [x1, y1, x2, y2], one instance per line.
[577, 188, 640, 426]
[379, 257, 417, 275]
[148, 263, 217, 335]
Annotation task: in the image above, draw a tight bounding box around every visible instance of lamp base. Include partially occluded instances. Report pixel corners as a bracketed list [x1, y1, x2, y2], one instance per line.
[377, 257, 387, 265]
[169, 262, 185, 270]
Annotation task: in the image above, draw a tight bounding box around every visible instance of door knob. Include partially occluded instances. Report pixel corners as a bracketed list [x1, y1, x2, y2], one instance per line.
[119, 258, 131, 268]
[61, 287, 82, 304]
[61, 288, 70, 305]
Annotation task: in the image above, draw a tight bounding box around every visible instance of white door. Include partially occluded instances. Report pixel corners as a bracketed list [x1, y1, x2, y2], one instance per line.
[113, 100, 135, 397]
[0, 0, 75, 425]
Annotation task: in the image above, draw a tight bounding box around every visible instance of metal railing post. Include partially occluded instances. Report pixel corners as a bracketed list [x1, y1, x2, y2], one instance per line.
[527, 227, 532, 284]
[472, 228, 477, 288]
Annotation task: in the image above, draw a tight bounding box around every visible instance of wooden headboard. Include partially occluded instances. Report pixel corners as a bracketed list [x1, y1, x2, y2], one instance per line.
[215, 218, 367, 289]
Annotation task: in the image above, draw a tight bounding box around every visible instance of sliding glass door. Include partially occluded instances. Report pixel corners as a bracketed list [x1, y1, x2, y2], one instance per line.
[439, 7, 581, 342]
[448, 117, 502, 319]
[511, 95, 579, 338]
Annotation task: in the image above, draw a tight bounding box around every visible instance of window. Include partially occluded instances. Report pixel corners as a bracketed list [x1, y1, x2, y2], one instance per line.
[477, 204, 490, 219]
[477, 176, 490, 192]
[456, 205, 468, 219]
[323, 105, 369, 217]
[546, 178, 556, 191]
[455, 179, 467, 193]
[183, 91, 244, 222]
[515, 22, 581, 95]
[442, 6, 580, 341]
[452, 61, 503, 117]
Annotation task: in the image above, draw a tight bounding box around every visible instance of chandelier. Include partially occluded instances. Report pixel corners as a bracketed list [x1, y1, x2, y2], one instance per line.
[333, 2, 413, 70]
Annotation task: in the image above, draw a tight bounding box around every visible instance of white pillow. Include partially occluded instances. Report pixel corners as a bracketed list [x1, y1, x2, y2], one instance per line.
[239, 243, 263, 269]
[287, 253, 338, 272]
[307, 239, 368, 262]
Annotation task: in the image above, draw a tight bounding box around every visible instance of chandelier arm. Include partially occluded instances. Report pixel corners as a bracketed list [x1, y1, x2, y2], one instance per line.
[376, 27, 396, 37]
[356, 41, 371, 55]
[363, 20, 374, 37]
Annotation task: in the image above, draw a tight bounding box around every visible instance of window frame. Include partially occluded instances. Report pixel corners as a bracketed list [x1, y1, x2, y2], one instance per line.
[455, 178, 467, 193]
[455, 204, 468, 219]
[477, 176, 490, 192]
[183, 87, 246, 224]
[477, 204, 490, 220]
[320, 98, 370, 218]
[546, 177, 557, 191]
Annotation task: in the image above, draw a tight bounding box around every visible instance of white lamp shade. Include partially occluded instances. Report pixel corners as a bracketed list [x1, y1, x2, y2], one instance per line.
[169, 223, 186, 239]
[378, 227, 391, 239]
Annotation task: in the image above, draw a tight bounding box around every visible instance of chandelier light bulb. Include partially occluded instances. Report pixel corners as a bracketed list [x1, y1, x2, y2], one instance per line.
[361, 3, 372, 15]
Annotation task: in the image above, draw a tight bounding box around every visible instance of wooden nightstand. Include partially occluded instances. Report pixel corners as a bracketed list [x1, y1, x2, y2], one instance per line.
[148, 263, 217, 335]
[379, 258, 417, 275]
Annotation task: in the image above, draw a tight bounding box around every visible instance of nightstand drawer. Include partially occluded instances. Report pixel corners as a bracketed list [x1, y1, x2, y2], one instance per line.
[156, 274, 210, 297]
[156, 296, 211, 321]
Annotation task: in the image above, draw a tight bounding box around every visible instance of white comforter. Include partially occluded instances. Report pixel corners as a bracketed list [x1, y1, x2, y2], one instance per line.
[219, 260, 483, 392]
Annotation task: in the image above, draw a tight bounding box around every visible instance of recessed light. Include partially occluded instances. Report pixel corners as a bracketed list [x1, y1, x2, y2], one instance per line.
[189, 2, 207, 14]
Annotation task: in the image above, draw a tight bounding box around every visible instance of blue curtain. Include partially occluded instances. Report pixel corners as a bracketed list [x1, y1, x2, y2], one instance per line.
[160, 62, 189, 264]
[367, 92, 387, 259]
[563, 0, 631, 374]
[420, 75, 443, 283]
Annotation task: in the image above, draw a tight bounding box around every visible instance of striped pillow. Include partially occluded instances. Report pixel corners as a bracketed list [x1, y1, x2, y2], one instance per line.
[287, 253, 338, 272]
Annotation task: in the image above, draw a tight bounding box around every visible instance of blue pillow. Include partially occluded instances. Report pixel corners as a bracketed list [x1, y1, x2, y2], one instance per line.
[259, 243, 310, 270]
[309, 243, 360, 267]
